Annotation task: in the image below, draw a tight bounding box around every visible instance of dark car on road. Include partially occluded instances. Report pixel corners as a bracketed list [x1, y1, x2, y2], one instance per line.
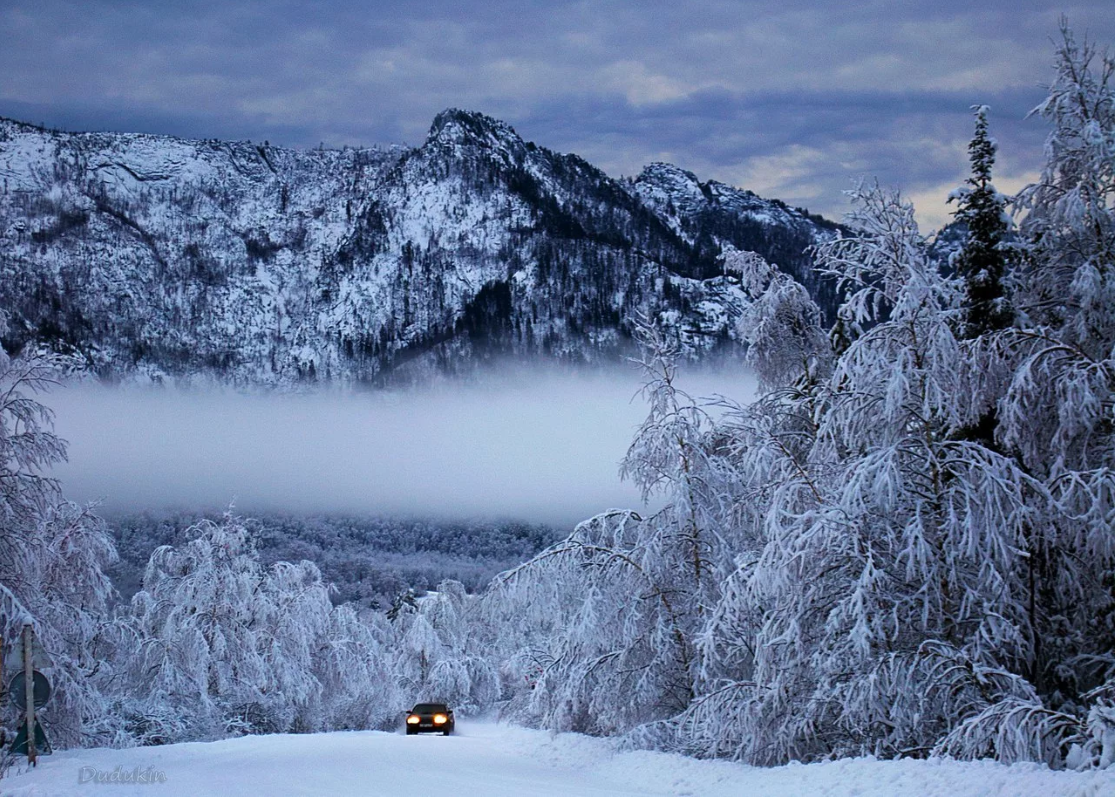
[405, 703, 455, 735]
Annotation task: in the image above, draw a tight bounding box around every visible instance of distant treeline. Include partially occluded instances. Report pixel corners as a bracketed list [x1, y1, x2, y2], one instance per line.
[108, 509, 563, 609]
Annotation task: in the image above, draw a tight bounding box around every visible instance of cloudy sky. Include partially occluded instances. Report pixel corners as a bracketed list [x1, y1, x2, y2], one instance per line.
[2, 1, 1112, 229]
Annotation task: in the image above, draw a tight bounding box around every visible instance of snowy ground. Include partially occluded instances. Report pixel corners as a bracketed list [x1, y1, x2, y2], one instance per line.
[2, 719, 1111, 796]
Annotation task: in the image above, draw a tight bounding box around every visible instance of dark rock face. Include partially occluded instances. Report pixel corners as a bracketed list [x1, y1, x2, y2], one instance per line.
[0, 110, 843, 387]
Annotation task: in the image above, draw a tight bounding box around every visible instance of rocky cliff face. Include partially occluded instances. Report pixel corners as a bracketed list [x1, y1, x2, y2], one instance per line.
[0, 109, 843, 387]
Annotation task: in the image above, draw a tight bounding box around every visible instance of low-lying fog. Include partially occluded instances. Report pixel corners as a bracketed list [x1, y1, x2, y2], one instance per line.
[44, 364, 756, 529]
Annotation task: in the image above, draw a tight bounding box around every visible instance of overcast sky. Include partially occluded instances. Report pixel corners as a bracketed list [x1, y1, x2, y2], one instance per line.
[2, 2, 1113, 229]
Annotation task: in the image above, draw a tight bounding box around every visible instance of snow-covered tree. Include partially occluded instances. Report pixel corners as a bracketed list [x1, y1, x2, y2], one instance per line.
[484, 320, 748, 740]
[973, 21, 1115, 767]
[691, 186, 983, 761]
[125, 513, 397, 741]
[674, 25, 1115, 768]
[620, 321, 733, 607]
[0, 337, 118, 747]
[1013, 21, 1114, 347]
[949, 106, 1015, 339]
[390, 579, 498, 715]
[313, 603, 398, 732]
[726, 246, 831, 392]
[129, 515, 298, 738]
[487, 509, 694, 735]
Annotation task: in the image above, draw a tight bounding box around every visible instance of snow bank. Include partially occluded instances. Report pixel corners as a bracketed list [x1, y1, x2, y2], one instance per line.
[3, 720, 1110, 796]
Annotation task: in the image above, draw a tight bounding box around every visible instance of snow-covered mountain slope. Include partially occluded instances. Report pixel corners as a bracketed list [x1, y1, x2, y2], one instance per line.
[3, 719, 1109, 796]
[0, 110, 843, 386]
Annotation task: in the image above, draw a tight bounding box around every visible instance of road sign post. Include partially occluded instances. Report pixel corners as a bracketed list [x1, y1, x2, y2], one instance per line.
[10, 718, 51, 757]
[23, 625, 36, 766]
[9, 670, 52, 710]
[4, 627, 53, 762]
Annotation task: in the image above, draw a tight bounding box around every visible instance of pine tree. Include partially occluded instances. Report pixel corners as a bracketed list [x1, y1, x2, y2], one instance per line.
[949, 106, 1014, 339]
[947, 107, 1017, 449]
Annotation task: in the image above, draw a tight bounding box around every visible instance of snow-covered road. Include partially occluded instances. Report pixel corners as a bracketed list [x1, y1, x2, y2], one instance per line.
[2, 720, 1111, 796]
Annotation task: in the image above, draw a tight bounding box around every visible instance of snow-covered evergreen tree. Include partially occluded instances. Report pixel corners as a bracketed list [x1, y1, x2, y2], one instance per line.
[949, 106, 1015, 339]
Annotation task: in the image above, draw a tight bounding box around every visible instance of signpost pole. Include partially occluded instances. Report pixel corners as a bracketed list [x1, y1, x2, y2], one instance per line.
[0, 627, 4, 750]
[22, 625, 36, 766]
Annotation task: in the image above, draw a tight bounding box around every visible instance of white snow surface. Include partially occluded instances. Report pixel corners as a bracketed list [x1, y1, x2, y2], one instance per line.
[3, 720, 1110, 797]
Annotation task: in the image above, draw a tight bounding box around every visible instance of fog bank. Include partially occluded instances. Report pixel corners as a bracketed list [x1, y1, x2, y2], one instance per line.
[43, 365, 756, 529]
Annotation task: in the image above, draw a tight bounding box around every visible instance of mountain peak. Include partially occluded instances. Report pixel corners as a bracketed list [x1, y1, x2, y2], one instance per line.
[638, 162, 701, 186]
[427, 109, 523, 148]
[633, 162, 708, 215]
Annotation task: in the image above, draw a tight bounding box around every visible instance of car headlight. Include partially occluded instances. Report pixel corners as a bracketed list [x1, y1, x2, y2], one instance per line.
[407, 715, 420, 724]
[433, 714, 448, 725]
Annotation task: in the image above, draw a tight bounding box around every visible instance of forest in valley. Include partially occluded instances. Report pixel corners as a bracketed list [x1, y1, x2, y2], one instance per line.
[1, 24, 1113, 771]
[107, 511, 561, 610]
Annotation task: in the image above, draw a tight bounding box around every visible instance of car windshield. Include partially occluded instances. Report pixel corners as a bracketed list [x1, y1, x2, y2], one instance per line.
[412, 704, 447, 713]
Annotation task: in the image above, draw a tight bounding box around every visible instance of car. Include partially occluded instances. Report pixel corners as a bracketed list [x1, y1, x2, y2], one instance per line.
[405, 702, 455, 735]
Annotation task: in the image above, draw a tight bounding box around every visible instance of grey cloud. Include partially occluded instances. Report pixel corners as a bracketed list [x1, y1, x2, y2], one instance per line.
[2, 1, 1113, 225]
[512, 85, 1048, 222]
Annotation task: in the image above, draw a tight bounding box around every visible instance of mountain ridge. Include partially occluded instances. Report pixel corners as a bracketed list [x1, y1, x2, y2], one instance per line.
[0, 108, 844, 386]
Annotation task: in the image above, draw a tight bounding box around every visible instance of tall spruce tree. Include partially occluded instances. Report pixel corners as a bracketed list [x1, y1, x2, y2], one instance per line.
[949, 105, 1014, 339]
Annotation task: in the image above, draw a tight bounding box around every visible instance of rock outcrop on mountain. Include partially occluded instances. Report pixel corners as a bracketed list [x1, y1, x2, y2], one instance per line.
[0, 109, 843, 386]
